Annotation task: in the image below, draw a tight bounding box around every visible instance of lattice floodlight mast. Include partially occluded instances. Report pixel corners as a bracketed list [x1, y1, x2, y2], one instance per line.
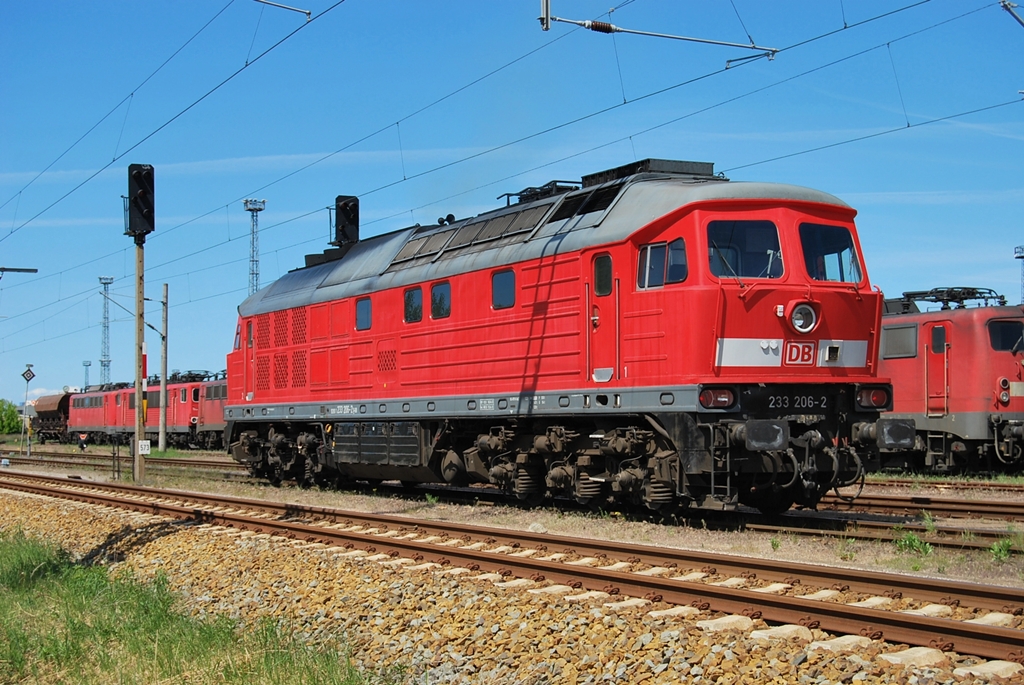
[244, 199, 266, 296]
[99, 276, 114, 385]
[1016, 246, 1024, 305]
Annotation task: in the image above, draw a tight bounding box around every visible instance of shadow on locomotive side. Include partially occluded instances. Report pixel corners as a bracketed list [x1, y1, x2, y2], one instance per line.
[225, 159, 914, 516]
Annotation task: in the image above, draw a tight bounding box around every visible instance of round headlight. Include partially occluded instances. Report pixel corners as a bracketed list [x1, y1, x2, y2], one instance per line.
[790, 303, 817, 334]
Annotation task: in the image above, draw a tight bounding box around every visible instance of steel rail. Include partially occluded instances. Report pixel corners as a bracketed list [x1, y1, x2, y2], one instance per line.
[2, 453, 244, 472]
[820, 492, 1024, 520]
[745, 521, 1021, 552]
[866, 477, 1024, 493]
[1, 473, 1021, 663]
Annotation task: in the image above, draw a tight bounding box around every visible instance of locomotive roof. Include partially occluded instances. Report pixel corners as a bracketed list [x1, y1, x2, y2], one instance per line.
[239, 168, 851, 317]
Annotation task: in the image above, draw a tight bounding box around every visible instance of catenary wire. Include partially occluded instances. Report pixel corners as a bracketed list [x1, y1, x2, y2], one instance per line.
[0, 0, 349, 246]
[0, 0, 237, 215]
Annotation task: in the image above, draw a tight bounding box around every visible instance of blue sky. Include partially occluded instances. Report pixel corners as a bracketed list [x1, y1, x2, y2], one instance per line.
[1, 0, 1022, 403]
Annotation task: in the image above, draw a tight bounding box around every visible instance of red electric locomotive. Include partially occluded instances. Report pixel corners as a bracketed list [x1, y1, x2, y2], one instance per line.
[226, 159, 913, 514]
[34, 372, 228, 449]
[879, 287, 1024, 472]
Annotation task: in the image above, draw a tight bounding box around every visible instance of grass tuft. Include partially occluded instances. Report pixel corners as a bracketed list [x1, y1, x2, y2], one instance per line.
[0, 530, 403, 684]
[893, 531, 933, 556]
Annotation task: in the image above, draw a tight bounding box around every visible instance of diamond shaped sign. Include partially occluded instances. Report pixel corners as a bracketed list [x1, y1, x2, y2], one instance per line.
[21, 368, 34, 383]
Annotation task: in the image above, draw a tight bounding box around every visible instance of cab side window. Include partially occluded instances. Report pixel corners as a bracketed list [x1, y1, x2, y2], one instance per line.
[637, 239, 687, 289]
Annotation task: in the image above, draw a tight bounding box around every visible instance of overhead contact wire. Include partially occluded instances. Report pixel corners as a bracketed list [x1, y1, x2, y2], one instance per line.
[0, 0, 237, 214]
[0, 0, 348, 245]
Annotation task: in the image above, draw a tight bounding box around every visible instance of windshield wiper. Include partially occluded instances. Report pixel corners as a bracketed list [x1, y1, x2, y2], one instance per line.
[1010, 334, 1024, 356]
[711, 240, 745, 289]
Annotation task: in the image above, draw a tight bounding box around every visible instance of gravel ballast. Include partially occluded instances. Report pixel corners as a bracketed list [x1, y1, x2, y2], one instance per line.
[2, 487, 1023, 684]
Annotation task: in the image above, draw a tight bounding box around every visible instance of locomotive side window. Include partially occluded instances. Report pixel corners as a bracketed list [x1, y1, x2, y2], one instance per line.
[931, 325, 946, 352]
[881, 324, 918, 359]
[404, 287, 423, 323]
[356, 297, 372, 331]
[707, 221, 782, 279]
[431, 282, 451, 319]
[799, 223, 862, 283]
[234, 323, 242, 350]
[594, 255, 612, 297]
[180, 389, 187, 403]
[246, 321, 253, 348]
[637, 239, 687, 289]
[989, 320, 1024, 352]
[192, 387, 200, 403]
[492, 270, 515, 310]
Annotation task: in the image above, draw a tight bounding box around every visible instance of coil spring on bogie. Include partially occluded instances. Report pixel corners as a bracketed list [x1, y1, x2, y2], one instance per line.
[514, 469, 543, 497]
[575, 474, 604, 499]
[646, 480, 674, 504]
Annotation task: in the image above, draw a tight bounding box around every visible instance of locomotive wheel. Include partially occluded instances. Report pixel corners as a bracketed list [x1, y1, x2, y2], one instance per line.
[742, 487, 795, 516]
[515, 492, 547, 508]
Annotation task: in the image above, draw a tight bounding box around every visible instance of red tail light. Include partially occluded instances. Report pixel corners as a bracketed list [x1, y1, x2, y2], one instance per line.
[699, 388, 735, 409]
[856, 387, 890, 409]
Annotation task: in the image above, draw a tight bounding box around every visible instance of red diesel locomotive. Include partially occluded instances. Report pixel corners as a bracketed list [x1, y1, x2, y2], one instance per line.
[879, 287, 1024, 472]
[226, 159, 913, 514]
[32, 372, 228, 449]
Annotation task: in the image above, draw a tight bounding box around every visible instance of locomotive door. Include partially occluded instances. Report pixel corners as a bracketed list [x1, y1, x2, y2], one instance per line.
[587, 254, 618, 383]
[243, 320, 255, 400]
[926, 322, 949, 416]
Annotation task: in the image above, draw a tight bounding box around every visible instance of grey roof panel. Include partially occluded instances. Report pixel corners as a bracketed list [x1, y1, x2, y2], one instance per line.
[237, 178, 850, 317]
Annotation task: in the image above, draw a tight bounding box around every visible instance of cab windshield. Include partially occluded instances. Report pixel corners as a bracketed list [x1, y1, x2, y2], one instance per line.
[989, 319, 1024, 352]
[707, 220, 783, 279]
[799, 223, 862, 283]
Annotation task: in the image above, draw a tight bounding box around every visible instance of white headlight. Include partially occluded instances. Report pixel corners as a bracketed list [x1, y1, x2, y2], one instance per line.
[791, 304, 817, 334]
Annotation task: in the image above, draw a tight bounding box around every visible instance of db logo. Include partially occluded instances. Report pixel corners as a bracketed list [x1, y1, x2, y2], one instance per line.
[784, 341, 817, 366]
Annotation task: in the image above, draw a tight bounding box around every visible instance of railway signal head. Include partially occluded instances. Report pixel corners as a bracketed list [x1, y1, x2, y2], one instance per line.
[127, 164, 155, 242]
[333, 195, 359, 246]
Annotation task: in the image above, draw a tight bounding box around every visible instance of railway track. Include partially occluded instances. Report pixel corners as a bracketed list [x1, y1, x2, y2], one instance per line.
[9, 452, 1024, 518]
[0, 451, 247, 476]
[866, 477, 1024, 494]
[744, 517, 1022, 553]
[6, 452, 1023, 551]
[819, 492, 1024, 520]
[1, 471, 1021, 665]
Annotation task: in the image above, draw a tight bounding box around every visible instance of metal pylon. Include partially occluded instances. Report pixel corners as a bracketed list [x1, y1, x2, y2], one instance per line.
[244, 199, 266, 296]
[99, 276, 114, 385]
